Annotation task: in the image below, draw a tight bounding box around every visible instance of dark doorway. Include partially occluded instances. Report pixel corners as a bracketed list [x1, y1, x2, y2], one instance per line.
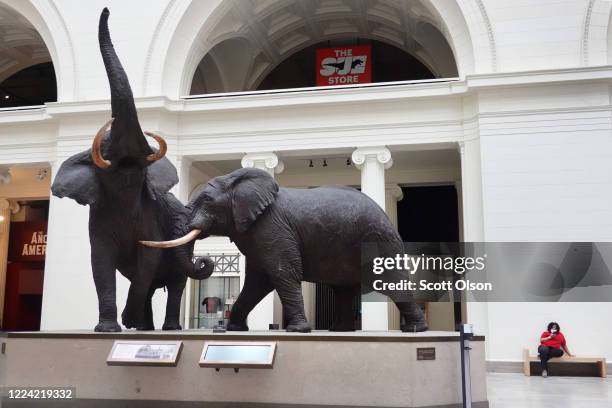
[397, 185, 461, 328]
[0, 62, 57, 108]
[397, 185, 459, 242]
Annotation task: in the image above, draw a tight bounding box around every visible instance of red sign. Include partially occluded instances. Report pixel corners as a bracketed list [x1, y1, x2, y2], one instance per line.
[316, 45, 372, 86]
[8, 221, 48, 262]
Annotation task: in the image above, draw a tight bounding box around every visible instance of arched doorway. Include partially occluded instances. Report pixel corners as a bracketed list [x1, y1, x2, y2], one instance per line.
[0, 2, 57, 108]
[186, 0, 460, 95]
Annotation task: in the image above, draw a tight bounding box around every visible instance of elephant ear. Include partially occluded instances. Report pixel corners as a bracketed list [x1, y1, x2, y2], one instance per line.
[51, 150, 101, 206]
[231, 168, 279, 233]
[145, 156, 178, 199]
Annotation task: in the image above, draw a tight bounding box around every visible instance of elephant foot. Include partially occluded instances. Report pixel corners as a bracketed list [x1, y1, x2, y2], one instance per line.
[401, 321, 429, 333]
[286, 321, 311, 333]
[227, 321, 249, 331]
[121, 313, 136, 329]
[94, 320, 122, 332]
[136, 323, 155, 331]
[162, 322, 182, 331]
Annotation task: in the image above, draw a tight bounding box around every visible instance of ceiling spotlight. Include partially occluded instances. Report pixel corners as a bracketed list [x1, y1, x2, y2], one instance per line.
[309, 160, 314, 168]
[323, 159, 328, 167]
[3, 95, 9, 100]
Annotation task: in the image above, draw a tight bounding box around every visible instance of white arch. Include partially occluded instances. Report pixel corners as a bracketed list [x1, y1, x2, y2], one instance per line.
[146, 0, 496, 99]
[581, 0, 612, 65]
[0, 0, 77, 101]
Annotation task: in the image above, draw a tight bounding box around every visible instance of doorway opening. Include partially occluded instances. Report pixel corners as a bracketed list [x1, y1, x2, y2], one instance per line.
[3, 200, 48, 331]
[397, 185, 460, 331]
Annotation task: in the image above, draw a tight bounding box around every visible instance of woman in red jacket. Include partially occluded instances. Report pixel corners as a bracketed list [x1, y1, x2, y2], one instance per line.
[538, 322, 574, 377]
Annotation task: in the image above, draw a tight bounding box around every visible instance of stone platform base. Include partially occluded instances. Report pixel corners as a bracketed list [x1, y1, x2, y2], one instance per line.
[1, 330, 487, 407]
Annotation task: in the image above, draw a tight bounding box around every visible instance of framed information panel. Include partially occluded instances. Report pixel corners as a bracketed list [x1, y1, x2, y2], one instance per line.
[106, 340, 183, 367]
[199, 341, 277, 369]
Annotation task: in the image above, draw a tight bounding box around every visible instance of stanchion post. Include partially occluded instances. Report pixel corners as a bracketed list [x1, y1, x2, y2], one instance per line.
[460, 323, 473, 408]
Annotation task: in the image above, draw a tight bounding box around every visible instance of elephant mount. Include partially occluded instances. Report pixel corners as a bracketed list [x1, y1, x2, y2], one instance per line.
[51, 8, 214, 332]
[142, 168, 429, 333]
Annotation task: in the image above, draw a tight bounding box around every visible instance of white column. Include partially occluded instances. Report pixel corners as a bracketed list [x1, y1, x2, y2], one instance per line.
[241, 152, 284, 330]
[385, 184, 403, 330]
[458, 140, 488, 340]
[175, 156, 194, 329]
[385, 184, 403, 228]
[352, 147, 393, 331]
[0, 198, 16, 327]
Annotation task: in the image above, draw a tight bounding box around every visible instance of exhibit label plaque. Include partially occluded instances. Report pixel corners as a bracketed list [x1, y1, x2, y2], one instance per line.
[199, 341, 277, 369]
[417, 347, 436, 361]
[106, 340, 183, 366]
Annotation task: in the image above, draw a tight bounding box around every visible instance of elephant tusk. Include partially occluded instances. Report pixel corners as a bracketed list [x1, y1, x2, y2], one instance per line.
[144, 131, 167, 162]
[139, 229, 201, 248]
[91, 118, 114, 169]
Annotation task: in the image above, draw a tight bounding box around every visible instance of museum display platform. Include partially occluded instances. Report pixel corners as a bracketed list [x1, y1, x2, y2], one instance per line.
[0, 330, 487, 408]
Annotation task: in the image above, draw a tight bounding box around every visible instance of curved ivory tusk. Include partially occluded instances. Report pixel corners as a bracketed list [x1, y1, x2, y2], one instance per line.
[144, 131, 167, 162]
[139, 229, 201, 248]
[91, 118, 114, 169]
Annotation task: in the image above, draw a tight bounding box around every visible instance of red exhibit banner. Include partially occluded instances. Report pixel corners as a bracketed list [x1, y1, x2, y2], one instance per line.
[8, 221, 48, 262]
[316, 45, 372, 86]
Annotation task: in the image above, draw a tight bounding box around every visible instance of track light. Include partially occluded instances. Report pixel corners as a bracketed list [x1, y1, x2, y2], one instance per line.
[346, 158, 351, 166]
[323, 159, 328, 167]
[309, 160, 314, 168]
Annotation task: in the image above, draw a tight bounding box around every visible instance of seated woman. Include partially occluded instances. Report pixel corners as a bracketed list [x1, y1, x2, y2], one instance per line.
[538, 321, 574, 377]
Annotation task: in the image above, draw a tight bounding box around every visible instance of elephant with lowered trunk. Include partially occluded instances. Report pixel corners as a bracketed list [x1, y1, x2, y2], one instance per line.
[142, 167, 428, 333]
[51, 9, 214, 332]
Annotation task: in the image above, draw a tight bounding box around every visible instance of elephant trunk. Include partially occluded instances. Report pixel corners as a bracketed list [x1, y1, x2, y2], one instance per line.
[174, 243, 215, 280]
[98, 8, 153, 164]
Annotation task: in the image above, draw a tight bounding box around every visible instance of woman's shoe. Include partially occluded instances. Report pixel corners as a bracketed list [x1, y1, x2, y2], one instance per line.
[542, 369, 548, 378]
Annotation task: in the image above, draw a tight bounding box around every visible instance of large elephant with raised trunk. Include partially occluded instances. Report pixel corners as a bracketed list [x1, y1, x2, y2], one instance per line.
[51, 9, 214, 332]
[142, 167, 428, 332]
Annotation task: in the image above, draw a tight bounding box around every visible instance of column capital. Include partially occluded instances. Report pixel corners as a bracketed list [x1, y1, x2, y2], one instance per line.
[0, 199, 18, 213]
[385, 184, 404, 202]
[351, 147, 393, 170]
[241, 152, 284, 175]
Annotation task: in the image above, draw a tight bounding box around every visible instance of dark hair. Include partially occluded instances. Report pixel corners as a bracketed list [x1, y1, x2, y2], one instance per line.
[547, 322, 561, 332]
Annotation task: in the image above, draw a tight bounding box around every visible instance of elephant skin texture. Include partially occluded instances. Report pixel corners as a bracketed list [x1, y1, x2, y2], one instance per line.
[181, 168, 428, 333]
[50, 8, 213, 332]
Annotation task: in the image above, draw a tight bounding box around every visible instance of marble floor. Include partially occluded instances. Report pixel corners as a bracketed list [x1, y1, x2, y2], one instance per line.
[487, 373, 612, 408]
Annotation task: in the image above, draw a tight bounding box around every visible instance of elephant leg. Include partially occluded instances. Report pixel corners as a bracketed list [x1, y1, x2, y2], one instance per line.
[91, 243, 121, 332]
[330, 285, 359, 332]
[131, 251, 157, 330]
[121, 284, 137, 329]
[228, 270, 274, 331]
[163, 277, 186, 330]
[273, 275, 310, 333]
[140, 287, 155, 331]
[385, 289, 428, 332]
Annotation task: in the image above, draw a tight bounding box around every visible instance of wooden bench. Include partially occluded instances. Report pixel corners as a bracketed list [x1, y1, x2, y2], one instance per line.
[523, 348, 607, 377]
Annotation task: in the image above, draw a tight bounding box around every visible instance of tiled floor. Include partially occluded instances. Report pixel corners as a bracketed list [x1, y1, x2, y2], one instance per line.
[487, 373, 612, 408]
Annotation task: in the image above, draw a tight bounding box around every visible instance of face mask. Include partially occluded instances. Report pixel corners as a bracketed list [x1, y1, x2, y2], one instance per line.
[550, 328, 557, 333]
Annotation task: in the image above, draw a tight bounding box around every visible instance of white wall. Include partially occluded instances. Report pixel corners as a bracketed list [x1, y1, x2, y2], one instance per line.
[476, 79, 612, 362]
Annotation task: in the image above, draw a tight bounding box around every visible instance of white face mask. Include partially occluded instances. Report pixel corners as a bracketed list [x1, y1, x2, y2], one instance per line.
[550, 328, 557, 333]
